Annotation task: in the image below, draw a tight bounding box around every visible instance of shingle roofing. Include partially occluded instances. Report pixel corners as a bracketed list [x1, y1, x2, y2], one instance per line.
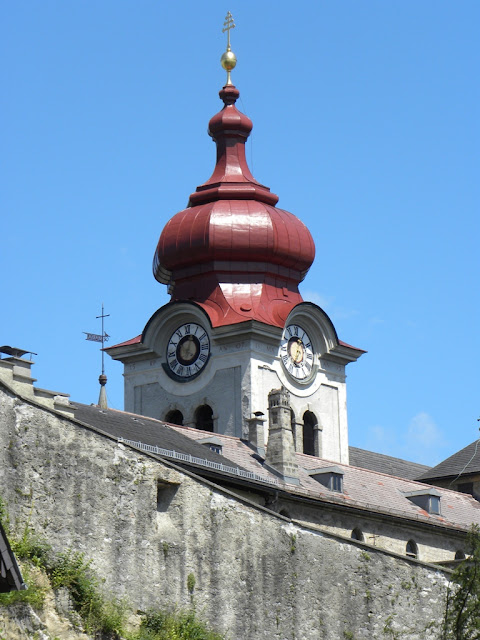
[70, 403, 480, 533]
[349, 446, 430, 480]
[417, 439, 480, 482]
[167, 425, 480, 532]
[72, 403, 246, 470]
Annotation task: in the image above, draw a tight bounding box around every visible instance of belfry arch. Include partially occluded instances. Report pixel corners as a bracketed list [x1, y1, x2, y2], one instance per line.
[195, 404, 214, 432]
[164, 409, 184, 426]
[302, 410, 319, 456]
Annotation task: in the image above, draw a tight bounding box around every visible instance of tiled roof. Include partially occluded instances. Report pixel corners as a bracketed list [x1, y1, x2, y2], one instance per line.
[71, 404, 480, 533]
[72, 403, 249, 473]
[338, 340, 366, 353]
[167, 425, 480, 532]
[417, 439, 480, 482]
[107, 335, 142, 349]
[349, 446, 430, 480]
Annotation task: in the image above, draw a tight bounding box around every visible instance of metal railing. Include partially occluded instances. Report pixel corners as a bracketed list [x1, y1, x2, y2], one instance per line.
[118, 437, 278, 486]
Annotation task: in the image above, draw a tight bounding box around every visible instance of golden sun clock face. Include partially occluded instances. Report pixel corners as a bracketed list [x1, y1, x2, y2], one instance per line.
[280, 324, 314, 381]
[166, 323, 210, 380]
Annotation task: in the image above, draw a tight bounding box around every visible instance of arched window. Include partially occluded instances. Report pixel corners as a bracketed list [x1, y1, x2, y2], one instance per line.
[455, 550, 466, 560]
[195, 405, 214, 432]
[303, 411, 317, 456]
[164, 409, 184, 426]
[406, 539, 418, 559]
[351, 528, 364, 542]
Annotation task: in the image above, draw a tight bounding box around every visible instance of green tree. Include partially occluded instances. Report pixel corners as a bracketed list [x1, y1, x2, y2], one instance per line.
[442, 524, 480, 639]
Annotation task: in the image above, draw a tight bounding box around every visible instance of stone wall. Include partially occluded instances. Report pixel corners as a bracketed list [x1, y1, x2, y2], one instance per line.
[0, 382, 450, 639]
[276, 496, 467, 565]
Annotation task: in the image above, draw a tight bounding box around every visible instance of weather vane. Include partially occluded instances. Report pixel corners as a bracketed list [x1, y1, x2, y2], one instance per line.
[83, 304, 110, 408]
[220, 11, 237, 86]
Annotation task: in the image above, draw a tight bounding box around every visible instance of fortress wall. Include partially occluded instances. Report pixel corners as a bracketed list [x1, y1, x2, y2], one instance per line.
[0, 384, 449, 639]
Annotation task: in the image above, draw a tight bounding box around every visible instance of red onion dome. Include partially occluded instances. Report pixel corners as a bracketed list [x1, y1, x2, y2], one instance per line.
[153, 84, 315, 328]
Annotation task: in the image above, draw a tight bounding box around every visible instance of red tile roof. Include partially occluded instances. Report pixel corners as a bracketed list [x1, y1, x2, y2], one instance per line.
[108, 334, 141, 349]
[168, 424, 480, 531]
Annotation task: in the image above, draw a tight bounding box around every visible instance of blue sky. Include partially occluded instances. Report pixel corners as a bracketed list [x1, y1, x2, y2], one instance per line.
[2, 1, 478, 467]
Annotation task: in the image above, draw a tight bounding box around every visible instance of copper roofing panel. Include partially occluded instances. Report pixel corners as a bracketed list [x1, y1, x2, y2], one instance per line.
[152, 82, 315, 329]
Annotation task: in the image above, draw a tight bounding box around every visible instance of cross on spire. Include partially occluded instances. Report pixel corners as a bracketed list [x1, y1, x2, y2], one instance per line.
[220, 12, 237, 85]
[222, 11, 235, 50]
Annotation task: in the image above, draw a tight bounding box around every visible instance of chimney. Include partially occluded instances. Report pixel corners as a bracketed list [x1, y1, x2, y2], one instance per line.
[0, 346, 75, 417]
[265, 387, 299, 483]
[0, 346, 37, 399]
[246, 411, 266, 458]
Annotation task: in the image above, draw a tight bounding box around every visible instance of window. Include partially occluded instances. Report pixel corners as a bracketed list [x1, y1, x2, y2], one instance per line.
[164, 409, 184, 426]
[331, 474, 343, 492]
[455, 550, 466, 560]
[429, 495, 441, 515]
[302, 411, 317, 456]
[195, 405, 214, 432]
[406, 540, 418, 559]
[208, 444, 222, 455]
[351, 528, 364, 542]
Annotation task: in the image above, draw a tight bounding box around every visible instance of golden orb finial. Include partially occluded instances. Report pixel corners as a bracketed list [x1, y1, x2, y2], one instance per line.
[221, 11, 236, 85]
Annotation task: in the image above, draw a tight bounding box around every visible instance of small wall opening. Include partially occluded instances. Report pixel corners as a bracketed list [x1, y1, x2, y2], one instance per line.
[164, 409, 184, 426]
[455, 550, 466, 560]
[279, 508, 291, 519]
[351, 528, 364, 542]
[302, 411, 317, 456]
[157, 480, 179, 512]
[195, 404, 214, 432]
[406, 539, 418, 559]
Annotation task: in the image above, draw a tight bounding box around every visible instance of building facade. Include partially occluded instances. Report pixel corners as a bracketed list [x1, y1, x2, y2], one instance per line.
[107, 62, 363, 466]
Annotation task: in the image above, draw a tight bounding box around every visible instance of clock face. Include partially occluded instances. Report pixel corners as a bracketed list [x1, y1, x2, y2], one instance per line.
[280, 324, 314, 381]
[166, 323, 210, 379]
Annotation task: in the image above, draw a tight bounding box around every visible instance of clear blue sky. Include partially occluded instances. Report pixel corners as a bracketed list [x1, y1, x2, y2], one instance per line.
[2, 1, 478, 467]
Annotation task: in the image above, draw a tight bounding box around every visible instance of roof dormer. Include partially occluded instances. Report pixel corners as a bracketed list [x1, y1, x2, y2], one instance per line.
[403, 488, 441, 515]
[306, 465, 344, 493]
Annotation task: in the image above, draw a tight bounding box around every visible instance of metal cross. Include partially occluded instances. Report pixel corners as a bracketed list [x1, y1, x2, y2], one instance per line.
[222, 11, 235, 50]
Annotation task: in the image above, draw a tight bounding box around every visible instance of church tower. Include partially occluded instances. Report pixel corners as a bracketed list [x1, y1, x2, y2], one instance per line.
[107, 20, 364, 464]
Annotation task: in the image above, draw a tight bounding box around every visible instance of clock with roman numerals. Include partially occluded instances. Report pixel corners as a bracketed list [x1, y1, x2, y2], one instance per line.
[279, 324, 314, 382]
[166, 323, 210, 380]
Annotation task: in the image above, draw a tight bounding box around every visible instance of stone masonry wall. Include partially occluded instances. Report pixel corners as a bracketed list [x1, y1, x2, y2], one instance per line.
[277, 497, 467, 564]
[0, 383, 450, 639]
